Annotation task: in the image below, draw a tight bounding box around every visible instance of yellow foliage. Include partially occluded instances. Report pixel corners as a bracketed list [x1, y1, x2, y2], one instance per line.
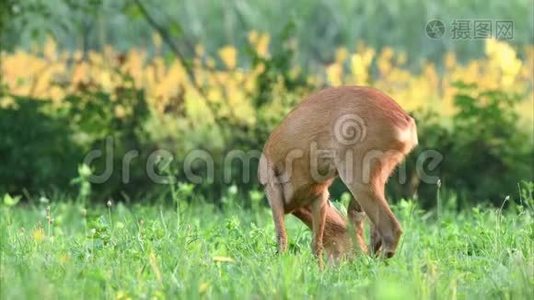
[248, 31, 270, 58]
[335, 47, 349, 63]
[218, 46, 237, 69]
[1, 36, 532, 127]
[327, 63, 343, 86]
[350, 45, 374, 85]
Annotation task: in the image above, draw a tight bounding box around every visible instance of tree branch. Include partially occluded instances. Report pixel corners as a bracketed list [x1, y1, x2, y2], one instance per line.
[131, 0, 222, 125]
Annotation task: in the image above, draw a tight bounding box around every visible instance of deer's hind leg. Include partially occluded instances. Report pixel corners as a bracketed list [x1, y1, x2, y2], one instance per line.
[310, 189, 329, 268]
[337, 150, 404, 258]
[264, 181, 288, 253]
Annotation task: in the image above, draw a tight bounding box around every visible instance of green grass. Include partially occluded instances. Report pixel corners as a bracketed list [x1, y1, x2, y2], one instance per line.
[1, 196, 532, 299]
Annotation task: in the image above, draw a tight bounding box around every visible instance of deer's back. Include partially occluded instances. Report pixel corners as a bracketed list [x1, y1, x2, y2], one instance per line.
[263, 86, 416, 163]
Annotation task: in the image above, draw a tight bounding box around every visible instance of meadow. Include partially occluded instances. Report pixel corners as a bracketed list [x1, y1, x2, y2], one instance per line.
[1, 2, 533, 299]
[1, 186, 533, 299]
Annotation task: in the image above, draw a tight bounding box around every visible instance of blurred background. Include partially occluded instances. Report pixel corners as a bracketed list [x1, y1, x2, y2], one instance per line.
[0, 0, 532, 209]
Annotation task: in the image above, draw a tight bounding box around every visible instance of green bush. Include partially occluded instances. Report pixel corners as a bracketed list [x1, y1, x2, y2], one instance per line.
[1, 74, 531, 209]
[393, 82, 533, 208]
[61, 76, 151, 200]
[0, 75, 151, 201]
[0, 98, 81, 194]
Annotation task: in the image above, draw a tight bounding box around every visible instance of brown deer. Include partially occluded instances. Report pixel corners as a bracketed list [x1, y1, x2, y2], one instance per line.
[259, 86, 418, 266]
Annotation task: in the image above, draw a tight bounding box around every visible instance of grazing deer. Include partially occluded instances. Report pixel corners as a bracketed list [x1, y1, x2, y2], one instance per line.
[259, 86, 418, 265]
[291, 204, 357, 261]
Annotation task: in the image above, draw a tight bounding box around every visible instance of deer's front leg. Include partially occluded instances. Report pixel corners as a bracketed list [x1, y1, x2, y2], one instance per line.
[370, 225, 382, 255]
[311, 192, 328, 268]
[347, 197, 368, 254]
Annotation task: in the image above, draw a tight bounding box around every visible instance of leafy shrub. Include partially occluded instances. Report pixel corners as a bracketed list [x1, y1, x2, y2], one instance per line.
[0, 98, 81, 194]
[445, 83, 533, 205]
[393, 83, 534, 208]
[0, 74, 151, 201]
[62, 77, 152, 201]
